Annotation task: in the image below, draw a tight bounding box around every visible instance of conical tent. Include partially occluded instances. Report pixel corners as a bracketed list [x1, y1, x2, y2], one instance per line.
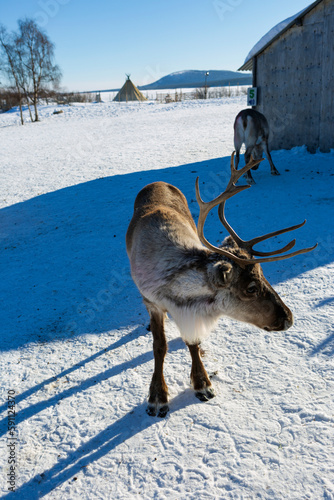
[113, 75, 147, 102]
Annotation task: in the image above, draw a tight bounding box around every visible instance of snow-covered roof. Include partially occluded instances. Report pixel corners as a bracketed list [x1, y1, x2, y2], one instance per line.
[238, 0, 323, 71]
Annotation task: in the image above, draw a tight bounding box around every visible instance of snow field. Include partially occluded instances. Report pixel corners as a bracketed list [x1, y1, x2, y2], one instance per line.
[0, 96, 334, 499]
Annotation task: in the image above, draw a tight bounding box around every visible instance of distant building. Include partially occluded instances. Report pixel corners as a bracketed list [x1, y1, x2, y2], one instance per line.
[239, 0, 334, 152]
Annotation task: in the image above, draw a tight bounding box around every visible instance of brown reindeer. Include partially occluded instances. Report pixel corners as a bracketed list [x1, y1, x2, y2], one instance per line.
[126, 153, 316, 417]
[234, 109, 280, 184]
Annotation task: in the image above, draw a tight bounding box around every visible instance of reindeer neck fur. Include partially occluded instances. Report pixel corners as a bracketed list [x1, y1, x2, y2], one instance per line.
[144, 237, 254, 345]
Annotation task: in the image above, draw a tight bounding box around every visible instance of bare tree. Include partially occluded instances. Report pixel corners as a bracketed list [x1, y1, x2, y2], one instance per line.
[0, 24, 24, 124]
[0, 20, 61, 123]
[16, 19, 61, 121]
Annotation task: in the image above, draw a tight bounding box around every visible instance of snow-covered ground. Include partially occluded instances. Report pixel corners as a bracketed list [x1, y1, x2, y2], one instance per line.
[0, 97, 333, 499]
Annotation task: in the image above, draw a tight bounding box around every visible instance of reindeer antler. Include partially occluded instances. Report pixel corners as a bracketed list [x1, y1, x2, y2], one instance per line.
[195, 152, 317, 266]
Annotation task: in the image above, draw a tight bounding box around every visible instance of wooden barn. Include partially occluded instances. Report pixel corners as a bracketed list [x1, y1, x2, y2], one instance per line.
[239, 0, 334, 152]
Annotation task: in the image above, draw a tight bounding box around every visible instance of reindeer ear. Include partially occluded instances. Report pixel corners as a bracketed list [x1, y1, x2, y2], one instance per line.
[207, 261, 234, 288]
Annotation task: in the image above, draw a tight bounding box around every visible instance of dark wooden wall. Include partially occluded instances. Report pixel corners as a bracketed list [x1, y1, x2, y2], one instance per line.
[255, 0, 334, 152]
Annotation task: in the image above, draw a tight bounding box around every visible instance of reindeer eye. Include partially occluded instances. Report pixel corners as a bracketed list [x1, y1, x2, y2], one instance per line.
[246, 282, 258, 295]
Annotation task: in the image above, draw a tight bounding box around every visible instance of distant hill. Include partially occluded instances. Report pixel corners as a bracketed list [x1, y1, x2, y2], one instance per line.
[139, 70, 252, 90]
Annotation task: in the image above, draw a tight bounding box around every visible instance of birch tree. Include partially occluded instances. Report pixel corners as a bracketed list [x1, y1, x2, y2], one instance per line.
[0, 25, 24, 124]
[16, 19, 61, 121]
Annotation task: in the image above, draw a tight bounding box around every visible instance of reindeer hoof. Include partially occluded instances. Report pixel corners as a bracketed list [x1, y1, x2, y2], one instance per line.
[146, 404, 156, 416]
[146, 403, 169, 418]
[246, 178, 255, 185]
[157, 405, 169, 418]
[195, 387, 216, 402]
[243, 173, 255, 185]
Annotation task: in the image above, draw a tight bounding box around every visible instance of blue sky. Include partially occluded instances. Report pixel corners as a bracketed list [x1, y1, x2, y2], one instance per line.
[1, 0, 313, 91]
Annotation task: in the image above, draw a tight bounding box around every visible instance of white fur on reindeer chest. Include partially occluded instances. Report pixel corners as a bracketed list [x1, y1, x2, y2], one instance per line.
[158, 267, 223, 345]
[167, 303, 220, 345]
[131, 251, 223, 345]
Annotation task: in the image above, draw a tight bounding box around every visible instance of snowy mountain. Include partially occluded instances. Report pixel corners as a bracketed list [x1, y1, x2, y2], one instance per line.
[139, 69, 252, 90]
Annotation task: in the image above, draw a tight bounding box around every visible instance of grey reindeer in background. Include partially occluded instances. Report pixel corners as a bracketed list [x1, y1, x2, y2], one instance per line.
[234, 108, 280, 184]
[126, 153, 316, 417]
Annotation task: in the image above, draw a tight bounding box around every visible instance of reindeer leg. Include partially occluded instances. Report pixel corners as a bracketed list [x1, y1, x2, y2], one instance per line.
[264, 142, 280, 176]
[244, 147, 256, 185]
[234, 149, 240, 169]
[187, 343, 216, 402]
[233, 129, 244, 170]
[146, 304, 169, 417]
